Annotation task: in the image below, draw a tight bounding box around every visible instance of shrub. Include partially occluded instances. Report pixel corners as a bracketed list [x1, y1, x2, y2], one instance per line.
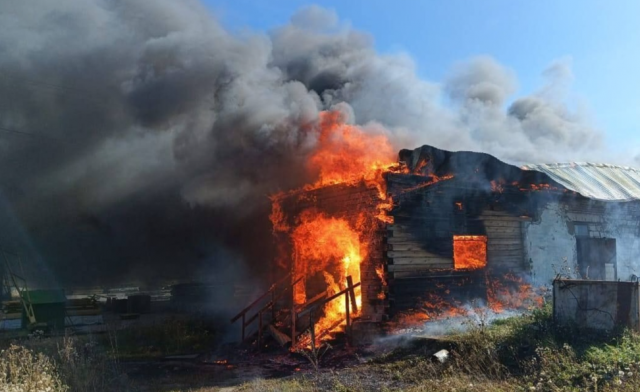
[0, 344, 68, 392]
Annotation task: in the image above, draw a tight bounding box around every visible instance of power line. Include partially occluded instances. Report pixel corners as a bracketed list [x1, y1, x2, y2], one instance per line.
[0, 125, 69, 143]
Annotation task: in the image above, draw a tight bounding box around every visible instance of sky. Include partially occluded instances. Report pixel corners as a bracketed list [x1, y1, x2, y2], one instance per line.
[205, 0, 640, 156]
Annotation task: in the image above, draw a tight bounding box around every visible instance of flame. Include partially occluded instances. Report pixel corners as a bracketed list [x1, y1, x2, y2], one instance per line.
[485, 273, 545, 312]
[375, 264, 387, 299]
[306, 111, 398, 188]
[269, 110, 404, 346]
[401, 174, 454, 193]
[453, 235, 487, 270]
[290, 210, 364, 338]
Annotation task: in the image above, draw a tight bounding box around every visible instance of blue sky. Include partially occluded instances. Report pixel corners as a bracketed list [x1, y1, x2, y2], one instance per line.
[204, 0, 639, 154]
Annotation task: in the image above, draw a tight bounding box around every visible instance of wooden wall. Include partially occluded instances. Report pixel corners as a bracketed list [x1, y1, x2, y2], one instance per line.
[384, 174, 536, 313]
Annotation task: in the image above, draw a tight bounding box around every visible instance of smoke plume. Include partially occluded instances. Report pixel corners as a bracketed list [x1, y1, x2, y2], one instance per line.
[0, 1, 610, 286]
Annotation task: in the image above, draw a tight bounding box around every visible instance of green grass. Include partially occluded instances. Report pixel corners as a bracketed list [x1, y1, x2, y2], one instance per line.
[6, 306, 640, 391]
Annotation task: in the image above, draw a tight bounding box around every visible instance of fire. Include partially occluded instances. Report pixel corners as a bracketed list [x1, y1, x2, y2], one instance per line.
[401, 174, 454, 193]
[306, 111, 398, 188]
[290, 210, 364, 336]
[453, 235, 487, 270]
[267, 110, 405, 345]
[485, 273, 545, 312]
[490, 180, 504, 193]
[422, 293, 468, 320]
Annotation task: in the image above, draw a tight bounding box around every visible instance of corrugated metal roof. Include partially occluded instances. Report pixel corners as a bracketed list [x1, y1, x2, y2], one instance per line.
[521, 163, 640, 201]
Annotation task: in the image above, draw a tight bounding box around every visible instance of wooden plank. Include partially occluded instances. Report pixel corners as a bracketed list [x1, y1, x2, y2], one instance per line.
[485, 239, 522, 245]
[386, 231, 452, 239]
[488, 250, 523, 257]
[390, 271, 450, 279]
[386, 230, 453, 238]
[481, 219, 522, 225]
[484, 226, 522, 234]
[268, 324, 292, 347]
[385, 238, 428, 245]
[485, 232, 521, 238]
[387, 250, 452, 258]
[347, 276, 358, 314]
[386, 243, 438, 252]
[389, 256, 452, 265]
[387, 264, 452, 272]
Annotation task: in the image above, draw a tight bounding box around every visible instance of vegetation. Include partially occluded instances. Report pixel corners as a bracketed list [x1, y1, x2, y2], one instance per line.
[5, 305, 640, 391]
[103, 317, 217, 359]
[234, 304, 640, 392]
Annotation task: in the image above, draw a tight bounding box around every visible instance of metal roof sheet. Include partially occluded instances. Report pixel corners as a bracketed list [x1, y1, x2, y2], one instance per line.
[522, 163, 640, 201]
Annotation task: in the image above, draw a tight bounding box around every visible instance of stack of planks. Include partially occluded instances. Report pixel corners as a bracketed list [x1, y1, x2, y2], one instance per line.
[385, 224, 453, 279]
[481, 210, 529, 275]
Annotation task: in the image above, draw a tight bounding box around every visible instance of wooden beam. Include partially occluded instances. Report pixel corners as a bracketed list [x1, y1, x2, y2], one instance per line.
[268, 324, 292, 347]
[347, 276, 357, 313]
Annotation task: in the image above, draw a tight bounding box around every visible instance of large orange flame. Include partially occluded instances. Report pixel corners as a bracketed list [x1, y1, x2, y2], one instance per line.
[291, 211, 363, 335]
[270, 110, 399, 345]
[306, 111, 398, 188]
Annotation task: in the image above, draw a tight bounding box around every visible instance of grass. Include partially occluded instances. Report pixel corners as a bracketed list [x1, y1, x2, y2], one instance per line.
[0, 334, 128, 392]
[101, 317, 217, 359]
[5, 305, 640, 391]
[230, 304, 640, 392]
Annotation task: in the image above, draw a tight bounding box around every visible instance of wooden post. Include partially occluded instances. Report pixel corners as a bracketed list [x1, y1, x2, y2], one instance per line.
[271, 287, 276, 321]
[291, 264, 297, 347]
[241, 313, 246, 342]
[258, 311, 263, 347]
[309, 309, 316, 351]
[291, 301, 296, 347]
[347, 276, 357, 313]
[345, 291, 350, 345]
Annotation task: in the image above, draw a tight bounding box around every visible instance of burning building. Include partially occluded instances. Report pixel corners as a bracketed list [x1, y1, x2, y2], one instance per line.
[234, 112, 640, 347]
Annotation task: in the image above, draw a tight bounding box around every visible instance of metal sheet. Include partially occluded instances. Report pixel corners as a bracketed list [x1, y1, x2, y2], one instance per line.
[522, 163, 640, 201]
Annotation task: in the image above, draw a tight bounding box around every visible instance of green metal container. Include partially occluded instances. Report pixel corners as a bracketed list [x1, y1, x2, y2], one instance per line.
[20, 289, 66, 330]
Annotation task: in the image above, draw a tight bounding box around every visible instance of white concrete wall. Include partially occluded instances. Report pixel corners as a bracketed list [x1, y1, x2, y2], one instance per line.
[524, 202, 578, 285]
[524, 201, 640, 286]
[599, 204, 640, 281]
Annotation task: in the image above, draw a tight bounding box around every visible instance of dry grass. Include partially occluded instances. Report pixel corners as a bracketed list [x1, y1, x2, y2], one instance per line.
[6, 305, 640, 391]
[0, 334, 131, 392]
[0, 344, 68, 392]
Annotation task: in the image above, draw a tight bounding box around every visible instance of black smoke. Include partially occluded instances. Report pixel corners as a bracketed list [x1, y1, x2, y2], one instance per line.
[0, 2, 609, 287]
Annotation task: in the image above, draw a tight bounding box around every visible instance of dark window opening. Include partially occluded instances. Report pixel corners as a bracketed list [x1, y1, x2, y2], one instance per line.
[576, 237, 616, 280]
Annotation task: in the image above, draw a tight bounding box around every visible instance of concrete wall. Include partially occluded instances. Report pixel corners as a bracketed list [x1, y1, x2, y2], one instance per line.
[553, 279, 640, 331]
[524, 200, 640, 286]
[598, 203, 640, 281]
[524, 202, 578, 285]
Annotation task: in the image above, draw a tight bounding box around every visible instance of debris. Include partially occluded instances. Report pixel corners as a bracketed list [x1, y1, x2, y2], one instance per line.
[268, 324, 292, 347]
[432, 349, 449, 363]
